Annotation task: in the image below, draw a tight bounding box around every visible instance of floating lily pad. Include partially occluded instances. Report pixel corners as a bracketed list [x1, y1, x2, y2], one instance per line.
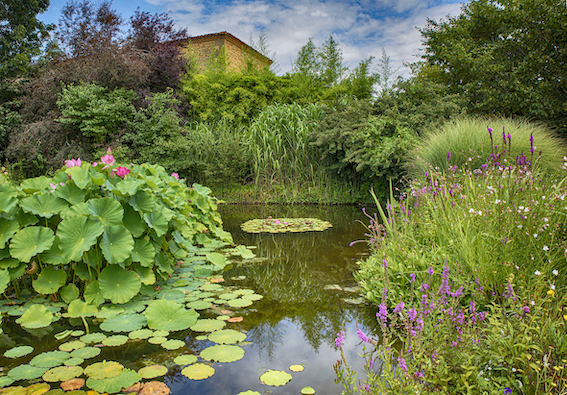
[186, 300, 213, 310]
[200, 344, 244, 363]
[181, 364, 215, 380]
[195, 334, 208, 341]
[71, 330, 85, 337]
[67, 299, 98, 318]
[148, 336, 167, 345]
[152, 330, 169, 337]
[102, 335, 128, 347]
[99, 313, 147, 333]
[227, 316, 243, 323]
[190, 319, 225, 333]
[60, 284, 80, 303]
[242, 294, 263, 301]
[0, 376, 15, 388]
[342, 297, 366, 305]
[84, 361, 123, 380]
[64, 357, 85, 366]
[301, 386, 316, 394]
[129, 329, 153, 340]
[226, 299, 253, 308]
[145, 300, 199, 332]
[59, 340, 85, 352]
[8, 364, 48, 380]
[95, 305, 124, 319]
[60, 378, 85, 391]
[233, 289, 254, 295]
[4, 345, 34, 358]
[208, 329, 247, 344]
[218, 293, 238, 300]
[30, 351, 70, 368]
[290, 364, 305, 372]
[86, 368, 141, 394]
[161, 339, 185, 350]
[237, 392, 261, 395]
[138, 365, 167, 379]
[241, 218, 332, 234]
[70, 347, 100, 359]
[259, 370, 292, 386]
[80, 332, 107, 344]
[18, 304, 55, 329]
[173, 355, 197, 365]
[199, 284, 223, 292]
[43, 366, 83, 382]
[216, 315, 230, 321]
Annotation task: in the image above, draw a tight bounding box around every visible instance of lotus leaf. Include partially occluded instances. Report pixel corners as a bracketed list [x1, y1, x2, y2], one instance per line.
[102, 335, 128, 347]
[10, 227, 55, 263]
[30, 351, 70, 368]
[143, 210, 168, 237]
[181, 363, 215, 380]
[173, 355, 197, 365]
[95, 305, 124, 319]
[120, 300, 147, 313]
[43, 366, 83, 382]
[57, 216, 104, 262]
[205, 252, 227, 270]
[234, 245, 255, 259]
[135, 266, 156, 286]
[200, 344, 244, 363]
[4, 345, 34, 358]
[161, 339, 185, 350]
[99, 266, 141, 304]
[8, 364, 48, 380]
[0, 376, 15, 388]
[84, 360, 123, 379]
[58, 341, 85, 352]
[195, 334, 208, 341]
[83, 281, 105, 307]
[233, 289, 254, 295]
[20, 304, 54, 329]
[0, 192, 18, 213]
[0, 218, 19, 249]
[155, 290, 185, 300]
[112, 179, 144, 196]
[64, 357, 85, 366]
[86, 368, 141, 394]
[242, 294, 263, 301]
[19, 193, 68, 219]
[138, 365, 167, 379]
[66, 165, 91, 189]
[80, 332, 107, 344]
[145, 300, 199, 332]
[186, 300, 212, 310]
[241, 218, 332, 233]
[122, 205, 146, 238]
[208, 329, 247, 344]
[60, 284, 79, 303]
[70, 347, 101, 359]
[99, 313, 147, 333]
[0, 269, 9, 294]
[131, 239, 156, 267]
[259, 370, 292, 386]
[67, 300, 98, 318]
[87, 198, 123, 226]
[53, 182, 87, 205]
[128, 190, 155, 214]
[100, 225, 134, 264]
[148, 336, 167, 345]
[71, 330, 84, 336]
[60, 378, 85, 391]
[289, 365, 305, 372]
[128, 329, 153, 340]
[226, 299, 253, 308]
[60, 202, 90, 219]
[190, 319, 225, 333]
[152, 329, 169, 337]
[301, 386, 316, 394]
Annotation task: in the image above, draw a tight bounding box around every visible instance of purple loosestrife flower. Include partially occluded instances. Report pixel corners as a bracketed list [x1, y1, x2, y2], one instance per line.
[407, 308, 417, 321]
[397, 357, 408, 373]
[357, 329, 370, 343]
[335, 330, 345, 348]
[382, 259, 388, 268]
[428, 266, 434, 276]
[393, 302, 405, 314]
[447, 151, 451, 161]
[377, 303, 388, 323]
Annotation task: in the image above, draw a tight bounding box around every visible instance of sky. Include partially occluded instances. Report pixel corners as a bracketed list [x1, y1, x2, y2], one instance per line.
[38, 0, 467, 79]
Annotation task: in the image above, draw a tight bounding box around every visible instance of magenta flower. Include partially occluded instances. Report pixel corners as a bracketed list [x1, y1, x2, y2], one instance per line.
[357, 329, 370, 343]
[65, 158, 82, 168]
[100, 154, 115, 166]
[116, 166, 130, 178]
[171, 172, 179, 180]
[335, 330, 345, 348]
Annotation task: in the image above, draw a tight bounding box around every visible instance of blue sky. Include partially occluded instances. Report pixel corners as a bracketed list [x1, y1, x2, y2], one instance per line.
[39, 0, 467, 78]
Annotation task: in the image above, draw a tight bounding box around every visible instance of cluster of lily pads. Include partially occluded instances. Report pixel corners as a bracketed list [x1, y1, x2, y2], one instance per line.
[240, 218, 332, 234]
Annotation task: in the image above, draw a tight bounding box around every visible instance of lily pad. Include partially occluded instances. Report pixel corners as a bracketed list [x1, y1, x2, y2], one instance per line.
[173, 355, 198, 365]
[67, 299, 98, 318]
[218, 293, 238, 300]
[129, 329, 154, 340]
[237, 392, 261, 395]
[30, 350, 70, 368]
[60, 284, 80, 303]
[181, 363, 215, 380]
[8, 364, 48, 380]
[98, 265, 141, 304]
[208, 329, 247, 344]
[32, 267, 66, 295]
[58, 340, 85, 352]
[242, 294, 263, 301]
[186, 300, 213, 310]
[148, 336, 167, 345]
[57, 216, 104, 263]
[145, 300, 199, 332]
[259, 370, 292, 386]
[4, 345, 34, 358]
[0, 376, 15, 388]
[200, 344, 245, 363]
[99, 313, 147, 333]
[86, 368, 141, 394]
[190, 319, 226, 333]
[226, 298, 253, 308]
[70, 347, 101, 359]
[102, 335, 128, 347]
[84, 361, 123, 380]
[43, 366, 83, 382]
[161, 339, 185, 350]
[138, 365, 167, 379]
[19, 304, 54, 329]
[301, 386, 316, 394]
[241, 218, 332, 234]
[80, 332, 107, 344]
[289, 364, 305, 372]
[64, 357, 85, 366]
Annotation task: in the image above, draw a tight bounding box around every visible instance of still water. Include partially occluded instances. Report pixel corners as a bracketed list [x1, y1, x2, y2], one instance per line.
[172, 204, 380, 394]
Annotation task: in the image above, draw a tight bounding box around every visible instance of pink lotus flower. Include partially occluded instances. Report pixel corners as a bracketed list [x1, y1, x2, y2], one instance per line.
[66, 158, 82, 168]
[116, 166, 130, 178]
[100, 154, 115, 166]
[171, 172, 179, 180]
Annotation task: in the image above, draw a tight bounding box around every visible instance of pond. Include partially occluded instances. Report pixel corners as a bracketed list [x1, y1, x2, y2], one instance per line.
[0, 204, 380, 395]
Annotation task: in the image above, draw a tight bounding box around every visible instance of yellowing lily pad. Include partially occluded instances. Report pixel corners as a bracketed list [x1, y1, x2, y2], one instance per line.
[173, 355, 198, 365]
[208, 329, 247, 344]
[138, 365, 167, 379]
[4, 345, 34, 358]
[290, 364, 304, 372]
[260, 370, 292, 386]
[42, 366, 83, 382]
[19, 304, 54, 329]
[241, 218, 332, 234]
[86, 368, 141, 394]
[84, 360, 123, 380]
[301, 386, 316, 394]
[200, 344, 245, 363]
[237, 392, 261, 395]
[64, 357, 85, 366]
[181, 363, 215, 380]
[190, 319, 226, 333]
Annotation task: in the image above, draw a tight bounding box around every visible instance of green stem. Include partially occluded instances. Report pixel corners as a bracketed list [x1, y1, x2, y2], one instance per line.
[80, 316, 90, 334]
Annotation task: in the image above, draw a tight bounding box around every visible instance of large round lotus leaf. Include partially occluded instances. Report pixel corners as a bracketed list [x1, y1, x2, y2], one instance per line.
[122, 204, 146, 238]
[8, 364, 48, 380]
[32, 267, 66, 295]
[186, 300, 212, 310]
[4, 345, 34, 358]
[161, 339, 185, 350]
[60, 202, 90, 219]
[102, 335, 128, 347]
[0, 268, 10, 294]
[145, 300, 199, 332]
[86, 368, 141, 394]
[128, 329, 153, 340]
[259, 370, 292, 386]
[148, 336, 167, 345]
[99, 313, 147, 333]
[156, 289, 185, 300]
[10, 226, 55, 263]
[43, 366, 83, 382]
[205, 252, 227, 270]
[95, 305, 124, 319]
[131, 239, 155, 267]
[87, 198, 124, 226]
[84, 361, 123, 379]
[190, 319, 226, 333]
[67, 299, 98, 318]
[20, 304, 54, 329]
[19, 193, 68, 219]
[173, 355, 197, 365]
[0, 376, 15, 388]
[59, 340, 85, 352]
[226, 298, 253, 308]
[60, 284, 79, 303]
[200, 344, 244, 363]
[100, 225, 134, 264]
[80, 332, 107, 344]
[70, 346, 101, 359]
[30, 350, 70, 368]
[208, 329, 247, 344]
[83, 281, 105, 307]
[143, 210, 168, 237]
[66, 165, 92, 189]
[138, 365, 167, 379]
[99, 266, 141, 304]
[53, 182, 87, 205]
[181, 364, 215, 380]
[0, 218, 20, 249]
[57, 216, 104, 263]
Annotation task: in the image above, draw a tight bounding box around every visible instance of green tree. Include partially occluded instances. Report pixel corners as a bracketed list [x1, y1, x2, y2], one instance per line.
[419, 0, 567, 134]
[318, 35, 347, 86]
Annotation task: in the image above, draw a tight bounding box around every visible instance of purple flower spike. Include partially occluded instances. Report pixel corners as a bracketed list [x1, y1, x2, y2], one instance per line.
[357, 329, 370, 343]
[335, 330, 345, 348]
[447, 151, 451, 161]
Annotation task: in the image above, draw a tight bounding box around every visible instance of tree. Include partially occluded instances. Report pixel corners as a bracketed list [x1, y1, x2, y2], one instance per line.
[419, 0, 567, 134]
[318, 35, 347, 86]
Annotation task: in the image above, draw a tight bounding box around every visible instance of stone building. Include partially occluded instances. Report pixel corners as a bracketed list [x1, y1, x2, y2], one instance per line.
[183, 31, 273, 72]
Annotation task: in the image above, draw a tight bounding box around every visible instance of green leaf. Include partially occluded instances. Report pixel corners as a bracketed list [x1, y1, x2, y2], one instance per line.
[206, 252, 227, 269]
[57, 216, 104, 262]
[4, 345, 34, 359]
[43, 365, 83, 382]
[181, 363, 215, 380]
[99, 313, 147, 333]
[53, 182, 87, 205]
[32, 267, 66, 294]
[30, 350, 70, 368]
[88, 197, 124, 226]
[260, 370, 292, 386]
[144, 209, 168, 237]
[20, 176, 51, 193]
[129, 190, 155, 213]
[19, 193, 69, 218]
[100, 225, 134, 264]
[67, 299, 98, 318]
[98, 266, 141, 304]
[208, 329, 247, 344]
[66, 165, 92, 189]
[122, 204, 146, 237]
[138, 365, 167, 379]
[234, 245, 255, 259]
[0, 192, 18, 213]
[84, 360, 123, 379]
[84, 281, 105, 307]
[131, 239, 155, 267]
[134, 265, 155, 285]
[8, 364, 48, 380]
[86, 368, 141, 394]
[0, 269, 11, 294]
[111, 179, 144, 197]
[41, 238, 67, 265]
[10, 226, 55, 262]
[174, 355, 197, 365]
[0, 218, 20, 249]
[60, 283, 79, 303]
[200, 344, 245, 363]
[190, 319, 226, 333]
[20, 304, 54, 328]
[145, 300, 199, 331]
